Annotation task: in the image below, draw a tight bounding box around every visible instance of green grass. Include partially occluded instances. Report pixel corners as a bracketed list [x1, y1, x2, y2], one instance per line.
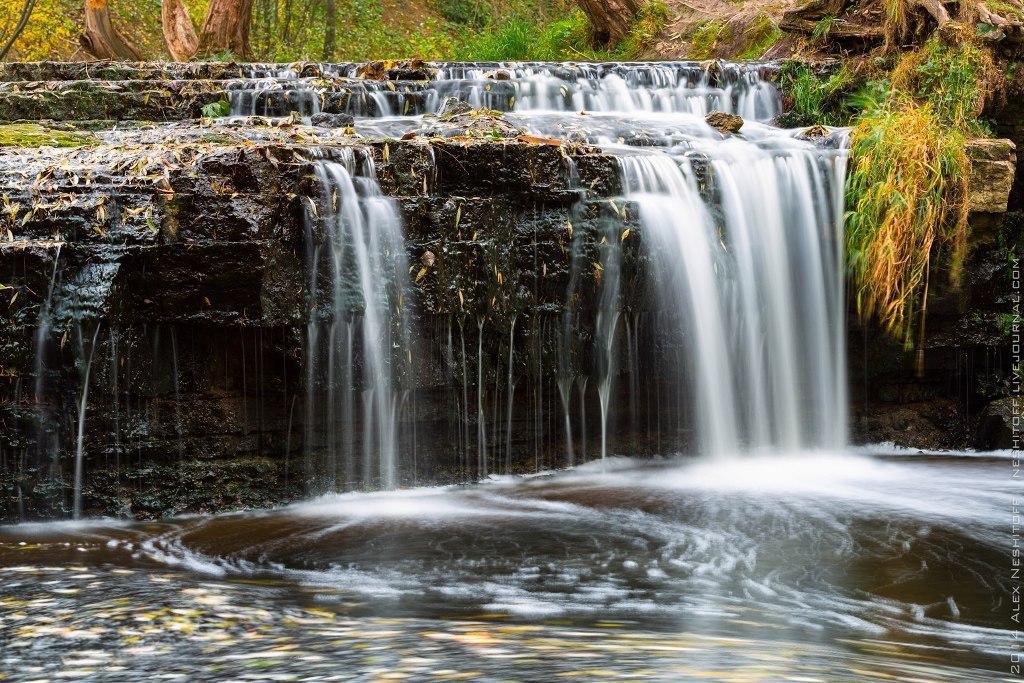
[454, 10, 608, 61]
[778, 63, 860, 127]
[689, 20, 730, 60]
[737, 12, 782, 59]
[843, 38, 989, 343]
[810, 14, 837, 42]
[845, 100, 969, 344]
[618, 1, 671, 59]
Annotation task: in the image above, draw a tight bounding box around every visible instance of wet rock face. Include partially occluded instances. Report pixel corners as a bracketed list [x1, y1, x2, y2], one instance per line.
[976, 397, 1018, 449]
[0, 119, 636, 520]
[848, 209, 1020, 450]
[0, 60, 1017, 520]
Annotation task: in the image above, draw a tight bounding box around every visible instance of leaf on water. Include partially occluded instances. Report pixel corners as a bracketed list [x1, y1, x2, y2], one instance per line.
[516, 135, 561, 146]
[306, 197, 318, 217]
[566, 220, 573, 238]
[415, 267, 428, 282]
[454, 204, 461, 229]
[621, 228, 630, 240]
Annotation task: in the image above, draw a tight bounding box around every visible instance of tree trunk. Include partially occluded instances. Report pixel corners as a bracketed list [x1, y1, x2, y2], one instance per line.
[323, 0, 336, 60]
[196, 0, 254, 59]
[162, 0, 199, 61]
[80, 0, 142, 60]
[576, 0, 641, 46]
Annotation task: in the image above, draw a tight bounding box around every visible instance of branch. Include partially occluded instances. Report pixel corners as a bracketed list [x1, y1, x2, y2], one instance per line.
[0, 0, 39, 61]
[910, 0, 951, 28]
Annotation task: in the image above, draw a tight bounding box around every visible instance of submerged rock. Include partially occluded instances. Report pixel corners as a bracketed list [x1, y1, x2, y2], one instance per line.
[438, 96, 472, 117]
[416, 106, 524, 139]
[309, 112, 355, 128]
[705, 111, 743, 134]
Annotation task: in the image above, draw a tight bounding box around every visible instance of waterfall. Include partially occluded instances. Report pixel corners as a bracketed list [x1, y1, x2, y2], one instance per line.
[615, 134, 848, 454]
[3, 60, 854, 522]
[304, 149, 412, 490]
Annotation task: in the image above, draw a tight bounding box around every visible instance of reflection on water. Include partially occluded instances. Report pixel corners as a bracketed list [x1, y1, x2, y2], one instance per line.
[0, 451, 1015, 680]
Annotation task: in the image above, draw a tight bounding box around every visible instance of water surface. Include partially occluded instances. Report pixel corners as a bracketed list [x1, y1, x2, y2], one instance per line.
[1, 450, 1014, 681]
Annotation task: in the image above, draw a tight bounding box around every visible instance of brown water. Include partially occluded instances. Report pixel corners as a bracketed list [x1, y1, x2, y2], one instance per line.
[0, 450, 1017, 681]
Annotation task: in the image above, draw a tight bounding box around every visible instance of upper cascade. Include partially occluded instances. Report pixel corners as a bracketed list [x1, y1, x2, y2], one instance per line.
[218, 60, 782, 120]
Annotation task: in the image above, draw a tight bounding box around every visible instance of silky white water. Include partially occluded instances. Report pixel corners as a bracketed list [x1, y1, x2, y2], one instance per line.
[303, 149, 411, 489]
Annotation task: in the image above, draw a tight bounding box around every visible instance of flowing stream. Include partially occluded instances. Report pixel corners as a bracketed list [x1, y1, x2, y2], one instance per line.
[1, 62, 1013, 681]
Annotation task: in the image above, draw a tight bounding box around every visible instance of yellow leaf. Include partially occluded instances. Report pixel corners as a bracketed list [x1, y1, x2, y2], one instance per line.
[415, 267, 428, 282]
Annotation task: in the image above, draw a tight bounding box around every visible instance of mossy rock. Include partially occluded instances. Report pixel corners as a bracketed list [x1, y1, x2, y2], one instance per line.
[0, 123, 93, 148]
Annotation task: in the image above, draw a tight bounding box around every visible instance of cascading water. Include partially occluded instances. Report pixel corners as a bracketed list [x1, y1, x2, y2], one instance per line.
[303, 148, 412, 490]
[330, 59, 840, 457]
[616, 138, 847, 454]
[0, 58, 1013, 683]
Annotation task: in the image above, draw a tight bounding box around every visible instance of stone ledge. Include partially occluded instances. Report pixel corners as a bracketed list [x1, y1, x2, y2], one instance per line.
[967, 138, 1016, 214]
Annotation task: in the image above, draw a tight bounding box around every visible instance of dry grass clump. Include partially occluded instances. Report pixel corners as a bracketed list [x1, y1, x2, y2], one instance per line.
[844, 38, 991, 346]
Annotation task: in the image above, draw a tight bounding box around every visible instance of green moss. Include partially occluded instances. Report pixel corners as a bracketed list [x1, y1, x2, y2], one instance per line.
[689, 20, 730, 60]
[0, 123, 92, 148]
[618, 1, 671, 59]
[986, 0, 1024, 20]
[737, 12, 782, 59]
